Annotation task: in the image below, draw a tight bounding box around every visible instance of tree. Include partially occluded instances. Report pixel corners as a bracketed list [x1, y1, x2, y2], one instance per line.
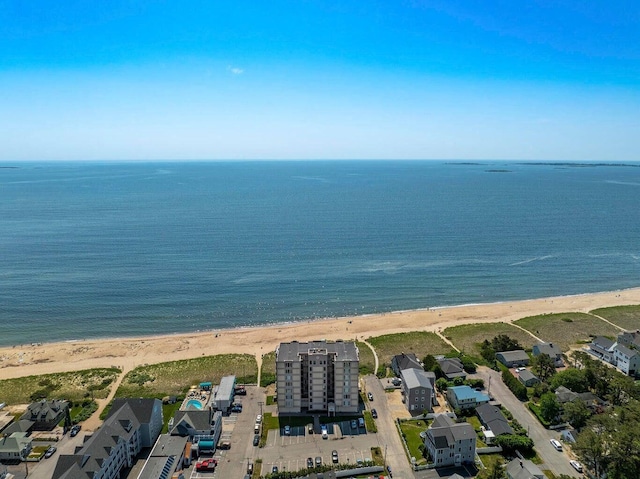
[550, 368, 589, 393]
[494, 434, 534, 453]
[562, 399, 592, 428]
[436, 378, 448, 392]
[539, 392, 561, 423]
[460, 355, 477, 373]
[574, 427, 607, 479]
[491, 334, 523, 352]
[531, 353, 556, 382]
[423, 354, 438, 372]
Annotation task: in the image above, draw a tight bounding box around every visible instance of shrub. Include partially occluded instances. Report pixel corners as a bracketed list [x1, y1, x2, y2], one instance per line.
[502, 369, 528, 401]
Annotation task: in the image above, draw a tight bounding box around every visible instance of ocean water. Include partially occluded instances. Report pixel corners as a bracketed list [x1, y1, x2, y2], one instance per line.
[1, 160, 639, 347]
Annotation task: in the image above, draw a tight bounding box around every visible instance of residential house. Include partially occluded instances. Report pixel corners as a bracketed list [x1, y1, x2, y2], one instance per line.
[276, 340, 359, 414]
[212, 375, 235, 413]
[532, 342, 563, 367]
[505, 458, 544, 479]
[617, 330, 640, 350]
[137, 434, 190, 479]
[495, 350, 530, 368]
[169, 409, 222, 455]
[475, 403, 513, 444]
[52, 398, 162, 479]
[589, 336, 616, 363]
[391, 353, 422, 377]
[554, 386, 605, 411]
[0, 432, 32, 462]
[613, 344, 640, 377]
[447, 386, 490, 411]
[20, 399, 70, 431]
[424, 414, 476, 467]
[437, 358, 466, 380]
[400, 368, 435, 415]
[518, 370, 540, 387]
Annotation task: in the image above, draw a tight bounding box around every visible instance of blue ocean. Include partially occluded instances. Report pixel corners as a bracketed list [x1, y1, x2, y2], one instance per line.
[1, 161, 639, 347]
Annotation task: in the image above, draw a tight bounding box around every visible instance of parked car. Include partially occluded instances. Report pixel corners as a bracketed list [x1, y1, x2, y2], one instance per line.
[332, 450, 339, 463]
[231, 403, 243, 413]
[247, 462, 254, 475]
[321, 425, 328, 439]
[307, 457, 314, 468]
[367, 392, 374, 401]
[550, 439, 563, 451]
[350, 419, 357, 429]
[44, 446, 57, 458]
[272, 466, 278, 473]
[371, 408, 378, 418]
[70, 425, 82, 437]
[391, 378, 401, 386]
[387, 465, 393, 477]
[570, 460, 583, 473]
[315, 456, 322, 466]
[234, 386, 247, 395]
[358, 417, 365, 428]
[255, 414, 262, 424]
[307, 423, 314, 434]
[284, 425, 291, 435]
[196, 459, 217, 471]
[253, 434, 260, 446]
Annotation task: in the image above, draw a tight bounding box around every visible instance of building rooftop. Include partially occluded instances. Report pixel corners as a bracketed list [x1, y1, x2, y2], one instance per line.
[392, 353, 422, 372]
[496, 350, 529, 362]
[476, 404, 513, 436]
[505, 458, 544, 479]
[215, 375, 236, 401]
[400, 368, 434, 390]
[276, 340, 359, 362]
[518, 370, 539, 382]
[534, 342, 562, 357]
[449, 385, 490, 403]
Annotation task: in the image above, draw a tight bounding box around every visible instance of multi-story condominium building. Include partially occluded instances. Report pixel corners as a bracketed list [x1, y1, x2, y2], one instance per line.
[276, 340, 359, 414]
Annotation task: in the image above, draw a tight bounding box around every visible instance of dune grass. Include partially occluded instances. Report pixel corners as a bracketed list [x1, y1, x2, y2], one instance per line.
[260, 351, 277, 387]
[589, 305, 640, 331]
[116, 354, 257, 398]
[0, 368, 120, 405]
[514, 312, 618, 351]
[443, 322, 538, 361]
[367, 331, 454, 369]
[356, 341, 376, 375]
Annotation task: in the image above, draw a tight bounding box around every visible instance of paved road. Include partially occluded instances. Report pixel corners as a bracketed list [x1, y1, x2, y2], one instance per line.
[474, 367, 580, 478]
[363, 375, 412, 479]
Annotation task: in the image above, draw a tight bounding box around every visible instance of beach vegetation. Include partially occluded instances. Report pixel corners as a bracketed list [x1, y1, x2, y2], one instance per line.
[260, 351, 276, 387]
[589, 305, 640, 331]
[443, 323, 536, 363]
[501, 368, 528, 401]
[476, 455, 506, 479]
[515, 312, 617, 350]
[0, 367, 120, 405]
[367, 331, 455, 371]
[493, 434, 534, 454]
[356, 341, 376, 375]
[531, 353, 556, 382]
[69, 399, 98, 424]
[116, 354, 257, 398]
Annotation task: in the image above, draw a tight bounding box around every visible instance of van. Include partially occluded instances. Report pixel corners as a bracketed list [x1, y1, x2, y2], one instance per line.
[550, 439, 562, 451]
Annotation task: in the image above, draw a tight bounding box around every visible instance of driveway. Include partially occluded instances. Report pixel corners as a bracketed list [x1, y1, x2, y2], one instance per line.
[363, 375, 413, 479]
[474, 366, 580, 477]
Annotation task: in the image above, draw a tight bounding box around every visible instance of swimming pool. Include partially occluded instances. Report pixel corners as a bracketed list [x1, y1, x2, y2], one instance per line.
[186, 399, 203, 410]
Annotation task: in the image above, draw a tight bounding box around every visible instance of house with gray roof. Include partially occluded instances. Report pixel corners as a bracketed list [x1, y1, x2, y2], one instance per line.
[496, 350, 529, 368]
[391, 353, 422, 377]
[437, 357, 466, 380]
[475, 403, 513, 440]
[589, 336, 616, 363]
[517, 370, 540, 387]
[52, 398, 162, 479]
[400, 368, 435, 415]
[424, 414, 476, 468]
[613, 343, 640, 377]
[137, 434, 190, 479]
[532, 342, 563, 367]
[20, 399, 70, 431]
[213, 375, 236, 413]
[0, 432, 32, 462]
[276, 340, 359, 414]
[506, 458, 544, 479]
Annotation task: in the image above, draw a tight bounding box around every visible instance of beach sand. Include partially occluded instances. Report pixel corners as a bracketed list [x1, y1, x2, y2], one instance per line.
[1, 288, 639, 381]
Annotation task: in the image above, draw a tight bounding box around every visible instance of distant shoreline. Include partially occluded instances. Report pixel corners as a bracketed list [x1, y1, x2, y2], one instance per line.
[1, 286, 639, 381]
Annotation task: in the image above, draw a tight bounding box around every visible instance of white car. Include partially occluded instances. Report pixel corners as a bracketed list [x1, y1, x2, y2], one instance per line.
[569, 460, 583, 473]
[550, 438, 563, 451]
[515, 367, 526, 373]
[255, 414, 262, 424]
[321, 425, 328, 439]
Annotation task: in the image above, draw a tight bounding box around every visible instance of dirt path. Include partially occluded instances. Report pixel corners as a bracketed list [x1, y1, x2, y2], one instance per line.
[361, 340, 379, 375]
[83, 367, 130, 431]
[256, 352, 263, 387]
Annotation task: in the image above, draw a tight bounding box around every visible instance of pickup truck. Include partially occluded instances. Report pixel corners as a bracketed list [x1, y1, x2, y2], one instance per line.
[195, 459, 218, 471]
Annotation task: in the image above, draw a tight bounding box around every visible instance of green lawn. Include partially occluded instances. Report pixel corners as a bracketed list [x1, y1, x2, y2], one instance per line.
[590, 305, 640, 331]
[356, 341, 376, 375]
[368, 332, 455, 370]
[443, 322, 537, 361]
[363, 410, 377, 433]
[116, 354, 257, 397]
[514, 312, 618, 351]
[260, 351, 277, 387]
[0, 368, 120, 405]
[398, 419, 430, 465]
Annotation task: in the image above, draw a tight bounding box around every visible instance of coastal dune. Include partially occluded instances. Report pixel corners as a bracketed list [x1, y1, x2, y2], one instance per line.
[2, 287, 639, 381]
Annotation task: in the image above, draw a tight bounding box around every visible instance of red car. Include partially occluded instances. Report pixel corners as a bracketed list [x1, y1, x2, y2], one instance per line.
[195, 459, 217, 471]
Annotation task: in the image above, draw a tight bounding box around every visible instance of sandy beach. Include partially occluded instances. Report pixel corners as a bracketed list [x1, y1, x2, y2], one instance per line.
[1, 287, 639, 381]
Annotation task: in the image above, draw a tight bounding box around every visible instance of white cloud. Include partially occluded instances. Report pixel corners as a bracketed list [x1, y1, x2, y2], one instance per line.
[228, 66, 244, 75]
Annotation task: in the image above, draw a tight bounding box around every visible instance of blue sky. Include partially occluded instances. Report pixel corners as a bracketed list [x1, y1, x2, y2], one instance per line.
[1, 1, 639, 161]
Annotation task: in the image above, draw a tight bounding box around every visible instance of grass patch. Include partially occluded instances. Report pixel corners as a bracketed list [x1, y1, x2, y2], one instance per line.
[116, 354, 257, 397]
[515, 312, 618, 350]
[161, 401, 183, 433]
[260, 412, 278, 446]
[70, 400, 98, 424]
[266, 395, 275, 406]
[0, 368, 120, 405]
[363, 410, 377, 433]
[399, 419, 429, 465]
[443, 322, 537, 362]
[260, 351, 277, 387]
[590, 305, 640, 331]
[371, 447, 384, 466]
[479, 453, 504, 470]
[368, 332, 454, 370]
[356, 341, 376, 375]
